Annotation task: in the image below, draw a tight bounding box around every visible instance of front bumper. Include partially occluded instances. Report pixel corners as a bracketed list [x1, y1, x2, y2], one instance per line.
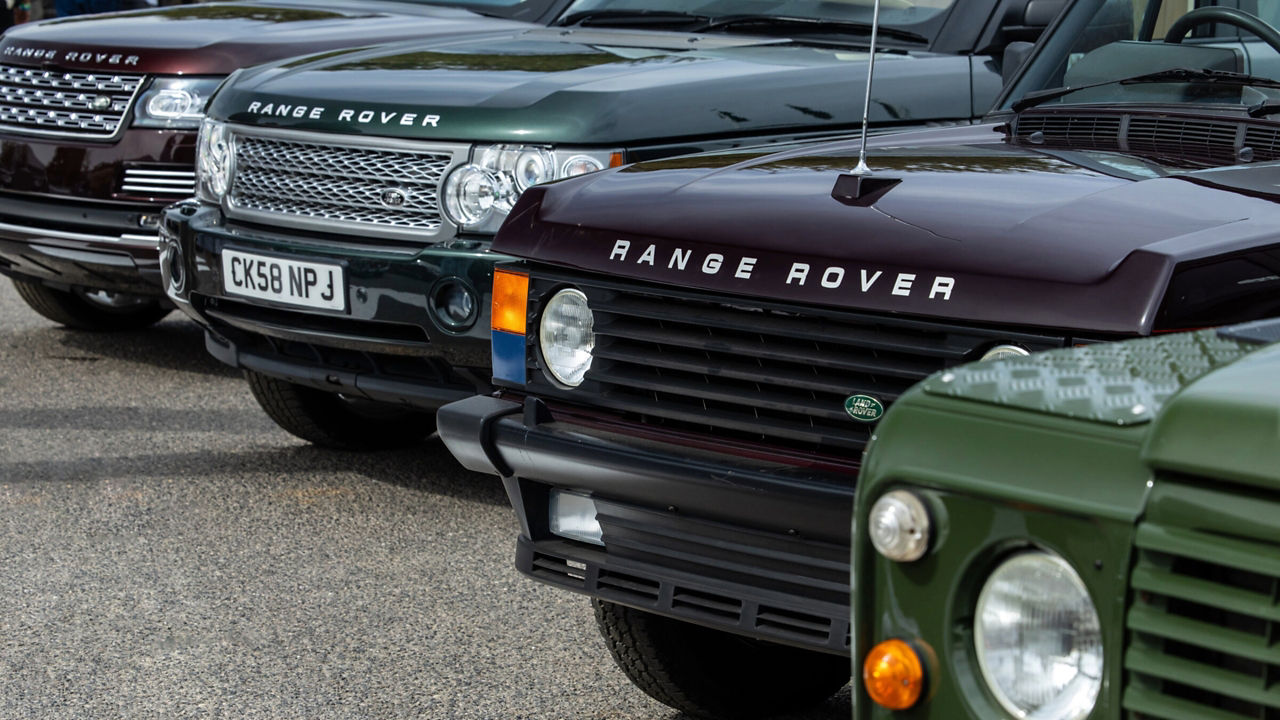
[161, 201, 497, 409]
[438, 394, 856, 656]
[0, 193, 166, 295]
[0, 128, 197, 295]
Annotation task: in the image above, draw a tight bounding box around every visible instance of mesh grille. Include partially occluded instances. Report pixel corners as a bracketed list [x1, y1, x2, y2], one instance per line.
[0, 63, 143, 138]
[228, 134, 454, 239]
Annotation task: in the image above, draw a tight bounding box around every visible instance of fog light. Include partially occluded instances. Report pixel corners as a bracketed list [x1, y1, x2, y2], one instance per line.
[868, 490, 930, 562]
[161, 240, 185, 295]
[549, 490, 603, 546]
[429, 278, 478, 332]
[863, 638, 924, 710]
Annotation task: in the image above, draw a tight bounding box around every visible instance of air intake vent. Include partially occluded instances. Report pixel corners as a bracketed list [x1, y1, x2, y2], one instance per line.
[1126, 117, 1239, 164]
[1015, 113, 1122, 149]
[119, 166, 196, 198]
[1124, 480, 1280, 719]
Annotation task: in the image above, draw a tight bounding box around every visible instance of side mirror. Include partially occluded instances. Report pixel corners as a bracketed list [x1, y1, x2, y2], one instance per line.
[1003, 41, 1035, 85]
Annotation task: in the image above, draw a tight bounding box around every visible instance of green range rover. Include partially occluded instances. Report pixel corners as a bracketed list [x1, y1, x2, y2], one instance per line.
[854, 316, 1280, 719]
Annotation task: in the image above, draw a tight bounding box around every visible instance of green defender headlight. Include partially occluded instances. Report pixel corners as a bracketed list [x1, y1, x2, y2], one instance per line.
[196, 118, 232, 203]
[539, 288, 594, 387]
[974, 551, 1102, 720]
[441, 144, 619, 233]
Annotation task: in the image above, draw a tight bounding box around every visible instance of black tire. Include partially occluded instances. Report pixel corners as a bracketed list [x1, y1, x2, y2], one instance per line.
[245, 370, 436, 450]
[593, 600, 849, 720]
[11, 277, 171, 331]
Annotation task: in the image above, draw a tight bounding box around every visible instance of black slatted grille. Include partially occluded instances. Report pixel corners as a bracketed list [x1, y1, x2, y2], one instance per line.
[525, 273, 1066, 461]
[1013, 111, 1280, 167]
[1015, 113, 1123, 149]
[1126, 117, 1239, 165]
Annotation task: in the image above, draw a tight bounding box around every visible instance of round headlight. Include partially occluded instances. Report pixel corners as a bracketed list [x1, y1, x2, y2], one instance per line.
[975, 552, 1102, 720]
[539, 288, 594, 387]
[868, 490, 931, 562]
[197, 119, 232, 199]
[442, 164, 499, 228]
[982, 344, 1031, 362]
[561, 154, 605, 178]
[513, 148, 556, 192]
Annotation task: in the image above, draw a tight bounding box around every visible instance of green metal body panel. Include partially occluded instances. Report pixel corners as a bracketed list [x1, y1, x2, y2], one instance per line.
[853, 327, 1276, 720]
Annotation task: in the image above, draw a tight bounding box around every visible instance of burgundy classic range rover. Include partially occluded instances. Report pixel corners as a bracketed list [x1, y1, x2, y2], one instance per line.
[438, 0, 1280, 716]
[0, 0, 564, 330]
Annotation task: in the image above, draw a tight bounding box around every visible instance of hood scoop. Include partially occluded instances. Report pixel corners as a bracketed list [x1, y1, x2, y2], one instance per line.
[1014, 109, 1280, 167]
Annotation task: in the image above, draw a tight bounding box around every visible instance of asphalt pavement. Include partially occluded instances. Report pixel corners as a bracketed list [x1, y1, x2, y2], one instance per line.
[0, 280, 853, 719]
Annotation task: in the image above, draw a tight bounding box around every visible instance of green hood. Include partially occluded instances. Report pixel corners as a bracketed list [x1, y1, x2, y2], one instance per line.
[209, 26, 971, 145]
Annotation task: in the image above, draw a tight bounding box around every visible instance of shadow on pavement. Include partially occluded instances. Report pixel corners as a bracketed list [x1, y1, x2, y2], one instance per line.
[9, 316, 235, 378]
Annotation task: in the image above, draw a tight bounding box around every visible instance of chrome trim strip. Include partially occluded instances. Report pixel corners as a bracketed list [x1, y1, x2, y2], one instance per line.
[221, 123, 470, 245]
[121, 183, 195, 193]
[0, 220, 159, 248]
[125, 169, 195, 177]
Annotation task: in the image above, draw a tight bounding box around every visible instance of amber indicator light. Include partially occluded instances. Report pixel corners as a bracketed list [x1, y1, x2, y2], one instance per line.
[492, 269, 529, 335]
[863, 638, 924, 710]
[608, 152, 624, 168]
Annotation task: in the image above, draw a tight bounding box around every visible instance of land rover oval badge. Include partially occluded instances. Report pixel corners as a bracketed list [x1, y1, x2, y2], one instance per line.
[844, 394, 884, 422]
[381, 188, 408, 208]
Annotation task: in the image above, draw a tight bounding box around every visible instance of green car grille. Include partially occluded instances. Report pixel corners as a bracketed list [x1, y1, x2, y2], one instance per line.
[1124, 480, 1280, 719]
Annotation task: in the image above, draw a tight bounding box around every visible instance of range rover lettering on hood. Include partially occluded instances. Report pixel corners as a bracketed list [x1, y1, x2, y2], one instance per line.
[2, 45, 140, 65]
[608, 239, 956, 301]
[245, 100, 440, 127]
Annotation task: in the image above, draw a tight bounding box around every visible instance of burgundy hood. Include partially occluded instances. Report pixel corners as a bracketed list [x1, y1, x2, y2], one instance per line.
[494, 124, 1280, 334]
[0, 0, 522, 74]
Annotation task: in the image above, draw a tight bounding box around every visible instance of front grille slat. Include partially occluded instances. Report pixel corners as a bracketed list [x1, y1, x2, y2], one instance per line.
[1125, 480, 1280, 719]
[120, 167, 196, 197]
[227, 133, 456, 243]
[0, 64, 143, 138]
[1126, 646, 1280, 711]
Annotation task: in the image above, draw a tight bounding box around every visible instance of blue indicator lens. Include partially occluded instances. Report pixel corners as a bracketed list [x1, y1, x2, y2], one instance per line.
[492, 329, 526, 385]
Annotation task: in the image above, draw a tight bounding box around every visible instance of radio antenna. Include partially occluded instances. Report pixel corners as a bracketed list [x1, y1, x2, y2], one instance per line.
[851, 0, 882, 176]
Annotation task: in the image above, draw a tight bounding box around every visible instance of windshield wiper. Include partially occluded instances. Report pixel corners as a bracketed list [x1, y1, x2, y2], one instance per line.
[555, 9, 711, 28]
[1013, 67, 1280, 112]
[694, 14, 929, 45]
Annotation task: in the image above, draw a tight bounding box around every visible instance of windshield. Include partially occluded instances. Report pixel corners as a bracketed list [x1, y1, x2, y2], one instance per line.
[1002, 0, 1280, 109]
[556, 0, 955, 43]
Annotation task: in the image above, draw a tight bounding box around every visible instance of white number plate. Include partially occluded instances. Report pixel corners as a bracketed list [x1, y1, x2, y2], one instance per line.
[221, 249, 345, 312]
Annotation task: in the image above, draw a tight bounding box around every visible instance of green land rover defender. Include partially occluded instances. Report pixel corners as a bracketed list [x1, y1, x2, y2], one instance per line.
[853, 317, 1280, 720]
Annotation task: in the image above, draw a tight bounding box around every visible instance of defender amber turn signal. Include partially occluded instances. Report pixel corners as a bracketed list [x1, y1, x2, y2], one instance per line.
[491, 268, 529, 335]
[863, 638, 924, 710]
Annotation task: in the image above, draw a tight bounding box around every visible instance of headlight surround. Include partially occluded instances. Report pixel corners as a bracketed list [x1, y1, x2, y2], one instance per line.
[441, 145, 618, 233]
[196, 118, 232, 203]
[133, 76, 223, 129]
[539, 288, 594, 387]
[974, 551, 1102, 720]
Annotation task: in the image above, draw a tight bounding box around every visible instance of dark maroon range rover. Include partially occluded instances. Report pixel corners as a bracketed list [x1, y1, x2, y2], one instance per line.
[0, 0, 564, 330]
[439, 0, 1280, 716]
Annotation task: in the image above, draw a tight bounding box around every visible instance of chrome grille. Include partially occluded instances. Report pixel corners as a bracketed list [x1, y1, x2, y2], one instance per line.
[120, 166, 196, 197]
[228, 134, 455, 241]
[1125, 481, 1280, 719]
[0, 64, 144, 138]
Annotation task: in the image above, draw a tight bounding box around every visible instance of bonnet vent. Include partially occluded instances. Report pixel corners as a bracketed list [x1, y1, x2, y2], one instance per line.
[1015, 110, 1280, 166]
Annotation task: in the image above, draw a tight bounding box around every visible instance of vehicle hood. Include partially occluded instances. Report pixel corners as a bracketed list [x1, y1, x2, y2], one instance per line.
[494, 124, 1280, 334]
[0, 0, 524, 74]
[211, 27, 970, 144]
